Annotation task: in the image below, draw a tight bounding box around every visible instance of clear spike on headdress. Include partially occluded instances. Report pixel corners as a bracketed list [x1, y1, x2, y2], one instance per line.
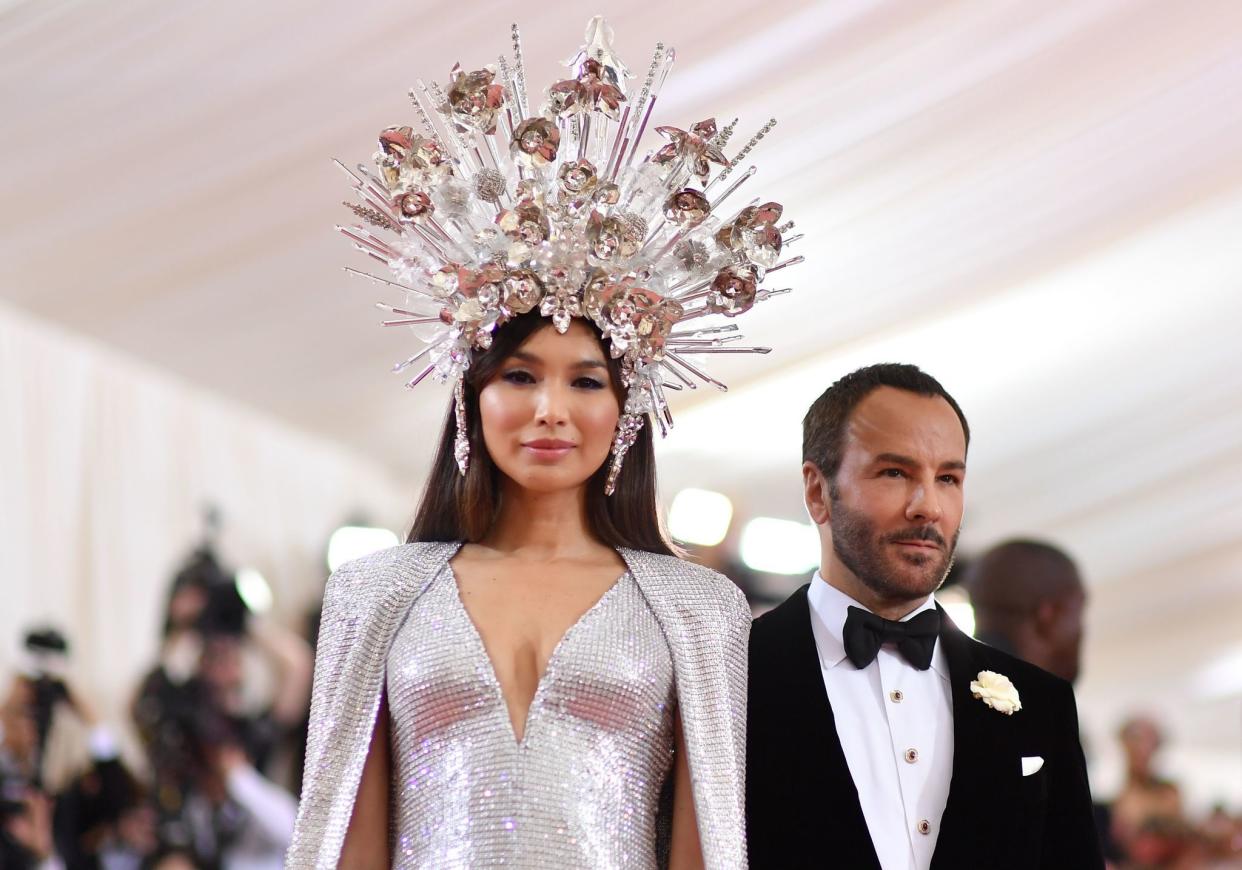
[336, 18, 804, 492]
[564, 16, 634, 92]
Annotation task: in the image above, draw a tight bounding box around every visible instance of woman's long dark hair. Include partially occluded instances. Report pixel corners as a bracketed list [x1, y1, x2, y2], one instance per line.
[407, 310, 675, 556]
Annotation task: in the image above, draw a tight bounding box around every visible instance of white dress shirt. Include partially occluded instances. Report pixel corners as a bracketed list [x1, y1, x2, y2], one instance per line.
[807, 574, 954, 870]
[223, 764, 298, 870]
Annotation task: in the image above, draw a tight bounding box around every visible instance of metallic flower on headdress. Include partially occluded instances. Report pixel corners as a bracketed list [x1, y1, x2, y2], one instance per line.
[510, 118, 560, 169]
[596, 278, 683, 365]
[496, 200, 551, 245]
[706, 265, 759, 317]
[664, 188, 711, 224]
[717, 202, 784, 268]
[445, 64, 506, 134]
[557, 160, 599, 208]
[375, 127, 453, 192]
[586, 209, 643, 263]
[335, 17, 804, 492]
[653, 119, 729, 186]
[548, 58, 625, 120]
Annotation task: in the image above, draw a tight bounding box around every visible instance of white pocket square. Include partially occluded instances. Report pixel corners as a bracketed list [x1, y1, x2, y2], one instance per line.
[1021, 756, 1045, 776]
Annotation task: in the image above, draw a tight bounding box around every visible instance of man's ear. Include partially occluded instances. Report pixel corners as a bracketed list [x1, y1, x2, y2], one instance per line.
[803, 461, 831, 526]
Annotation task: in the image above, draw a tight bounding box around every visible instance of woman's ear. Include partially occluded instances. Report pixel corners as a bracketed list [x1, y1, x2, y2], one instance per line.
[803, 461, 831, 526]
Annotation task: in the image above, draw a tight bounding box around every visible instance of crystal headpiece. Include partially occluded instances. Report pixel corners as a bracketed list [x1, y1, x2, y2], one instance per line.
[337, 16, 804, 493]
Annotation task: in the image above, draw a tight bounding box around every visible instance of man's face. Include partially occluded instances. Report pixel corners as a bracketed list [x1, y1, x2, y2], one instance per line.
[824, 387, 967, 605]
[199, 635, 243, 698]
[1048, 586, 1086, 683]
[1121, 718, 1162, 773]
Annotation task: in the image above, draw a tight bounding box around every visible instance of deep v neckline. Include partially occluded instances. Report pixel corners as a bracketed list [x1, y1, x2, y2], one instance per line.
[447, 562, 627, 747]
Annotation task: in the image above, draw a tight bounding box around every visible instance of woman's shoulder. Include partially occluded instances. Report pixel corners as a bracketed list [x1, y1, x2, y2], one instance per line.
[323, 541, 460, 608]
[620, 548, 750, 622]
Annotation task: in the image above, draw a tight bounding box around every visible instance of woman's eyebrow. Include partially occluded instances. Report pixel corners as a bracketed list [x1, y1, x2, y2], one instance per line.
[508, 350, 607, 370]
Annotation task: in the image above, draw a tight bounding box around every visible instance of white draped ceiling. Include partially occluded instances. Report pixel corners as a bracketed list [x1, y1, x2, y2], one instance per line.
[3, 0, 1242, 806]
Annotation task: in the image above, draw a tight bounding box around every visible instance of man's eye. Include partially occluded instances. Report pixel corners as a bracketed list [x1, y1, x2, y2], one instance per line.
[502, 370, 535, 384]
[881, 468, 905, 478]
[938, 475, 962, 486]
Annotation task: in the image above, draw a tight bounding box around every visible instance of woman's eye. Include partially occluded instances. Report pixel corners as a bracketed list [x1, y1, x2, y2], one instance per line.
[501, 370, 535, 385]
[574, 376, 606, 390]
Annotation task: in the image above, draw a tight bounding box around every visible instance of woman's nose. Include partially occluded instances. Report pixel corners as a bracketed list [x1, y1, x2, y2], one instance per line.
[534, 382, 570, 426]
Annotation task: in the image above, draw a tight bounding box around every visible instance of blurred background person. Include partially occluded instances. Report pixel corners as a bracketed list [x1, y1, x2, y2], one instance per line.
[0, 627, 153, 869]
[1110, 715, 1197, 869]
[1199, 803, 1242, 866]
[132, 546, 308, 867]
[967, 538, 1087, 684]
[134, 547, 313, 778]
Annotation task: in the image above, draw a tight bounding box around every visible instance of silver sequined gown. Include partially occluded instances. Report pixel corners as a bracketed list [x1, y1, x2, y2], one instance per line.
[385, 564, 676, 869]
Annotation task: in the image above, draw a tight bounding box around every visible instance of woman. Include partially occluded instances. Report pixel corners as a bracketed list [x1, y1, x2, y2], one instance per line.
[288, 312, 750, 869]
[290, 16, 801, 868]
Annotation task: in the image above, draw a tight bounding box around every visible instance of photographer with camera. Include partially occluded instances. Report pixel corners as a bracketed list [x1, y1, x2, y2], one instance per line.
[1, 665, 57, 870]
[1, 628, 151, 870]
[132, 549, 309, 868]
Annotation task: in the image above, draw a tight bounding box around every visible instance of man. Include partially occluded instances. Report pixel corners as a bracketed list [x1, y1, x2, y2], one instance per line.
[747, 363, 1102, 869]
[967, 539, 1088, 684]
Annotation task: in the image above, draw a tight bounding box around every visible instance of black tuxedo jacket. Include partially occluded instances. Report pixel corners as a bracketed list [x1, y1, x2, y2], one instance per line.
[746, 584, 1104, 869]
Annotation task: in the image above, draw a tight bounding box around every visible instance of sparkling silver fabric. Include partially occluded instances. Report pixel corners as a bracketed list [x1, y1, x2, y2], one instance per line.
[287, 542, 750, 870]
[387, 566, 674, 867]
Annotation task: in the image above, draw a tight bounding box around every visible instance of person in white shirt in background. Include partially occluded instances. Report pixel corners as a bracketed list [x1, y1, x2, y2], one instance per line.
[191, 743, 296, 870]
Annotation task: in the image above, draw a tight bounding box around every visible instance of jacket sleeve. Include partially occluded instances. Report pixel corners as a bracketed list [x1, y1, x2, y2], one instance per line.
[725, 586, 752, 826]
[298, 563, 364, 793]
[287, 561, 370, 868]
[666, 562, 752, 870]
[286, 542, 453, 869]
[1042, 680, 1105, 870]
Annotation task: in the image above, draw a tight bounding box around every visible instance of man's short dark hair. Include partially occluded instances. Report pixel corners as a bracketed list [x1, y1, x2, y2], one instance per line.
[802, 363, 970, 479]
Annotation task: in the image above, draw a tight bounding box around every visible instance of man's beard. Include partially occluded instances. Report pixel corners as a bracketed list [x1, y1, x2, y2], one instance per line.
[829, 492, 960, 603]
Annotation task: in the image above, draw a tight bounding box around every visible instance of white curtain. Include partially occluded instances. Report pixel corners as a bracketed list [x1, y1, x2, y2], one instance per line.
[0, 301, 411, 726]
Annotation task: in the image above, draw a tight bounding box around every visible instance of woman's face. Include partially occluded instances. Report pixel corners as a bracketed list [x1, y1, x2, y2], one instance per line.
[479, 320, 620, 495]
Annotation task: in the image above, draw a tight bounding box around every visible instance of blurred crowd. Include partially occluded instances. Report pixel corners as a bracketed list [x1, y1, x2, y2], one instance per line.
[967, 540, 1242, 869]
[0, 548, 315, 870]
[1095, 714, 1242, 869]
[1, 537, 1239, 868]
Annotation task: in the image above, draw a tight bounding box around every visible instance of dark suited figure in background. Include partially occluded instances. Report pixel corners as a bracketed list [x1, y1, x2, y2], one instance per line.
[965, 540, 1126, 863]
[967, 539, 1087, 684]
[746, 363, 1103, 870]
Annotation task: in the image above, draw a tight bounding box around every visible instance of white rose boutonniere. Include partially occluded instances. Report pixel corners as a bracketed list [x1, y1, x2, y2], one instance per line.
[970, 670, 1022, 715]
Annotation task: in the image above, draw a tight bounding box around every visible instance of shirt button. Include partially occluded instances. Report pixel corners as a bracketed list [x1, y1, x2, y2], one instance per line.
[904, 748, 919, 764]
[890, 689, 904, 703]
[918, 819, 931, 835]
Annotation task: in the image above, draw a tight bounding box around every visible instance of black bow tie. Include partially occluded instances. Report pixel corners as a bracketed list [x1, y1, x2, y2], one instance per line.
[842, 605, 941, 671]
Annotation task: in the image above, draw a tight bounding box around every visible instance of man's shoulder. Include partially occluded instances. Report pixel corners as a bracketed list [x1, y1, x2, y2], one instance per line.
[954, 629, 1075, 707]
[748, 583, 814, 674]
[751, 582, 811, 636]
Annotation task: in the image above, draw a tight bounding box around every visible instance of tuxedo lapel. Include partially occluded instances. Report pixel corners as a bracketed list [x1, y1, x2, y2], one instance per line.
[770, 586, 882, 869]
[931, 608, 1020, 869]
